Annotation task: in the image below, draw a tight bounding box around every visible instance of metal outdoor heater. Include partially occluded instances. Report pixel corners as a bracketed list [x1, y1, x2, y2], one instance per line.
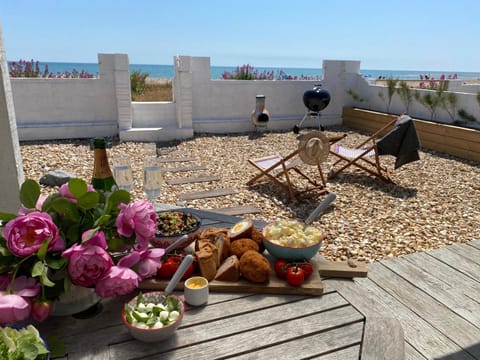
[293, 84, 331, 134]
[251, 94, 270, 129]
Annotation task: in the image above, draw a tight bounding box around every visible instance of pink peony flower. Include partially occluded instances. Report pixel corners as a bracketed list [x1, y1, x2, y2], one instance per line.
[31, 299, 53, 322]
[118, 248, 165, 280]
[81, 229, 107, 249]
[11, 276, 40, 298]
[116, 200, 157, 250]
[62, 244, 113, 287]
[2, 211, 65, 257]
[0, 294, 31, 325]
[95, 266, 139, 297]
[59, 183, 95, 203]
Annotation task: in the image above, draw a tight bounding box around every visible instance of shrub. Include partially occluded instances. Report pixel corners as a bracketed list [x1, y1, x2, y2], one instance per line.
[130, 70, 149, 100]
[8, 59, 95, 78]
[221, 64, 321, 80]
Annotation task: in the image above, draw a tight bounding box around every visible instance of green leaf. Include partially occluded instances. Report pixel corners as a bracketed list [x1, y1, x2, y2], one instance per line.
[19, 179, 41, 208]
[93, 214, 112, 227]
[37, 238, 50, 261]
[31, 261, 45, 277]
[0, 211, 16, 222]
[105, 190, 130, 214]
[45, 255, 67, 270]
[50, 197, 80, 222]
[77, 191, 100, 210]
[68, 178, 88, 199]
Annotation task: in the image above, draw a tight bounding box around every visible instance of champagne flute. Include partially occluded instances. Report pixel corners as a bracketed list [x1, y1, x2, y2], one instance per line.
[113, 156, 133, 192]
[143, 157, 163, 203]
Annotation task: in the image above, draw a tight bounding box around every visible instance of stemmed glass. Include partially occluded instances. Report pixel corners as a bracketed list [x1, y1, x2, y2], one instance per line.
[113, 156, 133, 192]
[143, 157, 163, 204]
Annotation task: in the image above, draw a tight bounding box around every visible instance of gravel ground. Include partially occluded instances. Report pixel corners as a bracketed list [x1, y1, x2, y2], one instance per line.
[20, 126, 480, 263]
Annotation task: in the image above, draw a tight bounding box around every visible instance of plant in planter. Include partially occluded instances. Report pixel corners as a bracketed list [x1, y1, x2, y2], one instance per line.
[414, 80, 449, 120]
[378, 78, 398, 113]
[397, 80, 414, 114]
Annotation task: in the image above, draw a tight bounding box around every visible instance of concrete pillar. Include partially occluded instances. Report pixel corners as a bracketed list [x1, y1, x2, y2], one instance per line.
[0, 22, 23, 212]
[99, 53, 132, 131]
[173, 56, 193, 129]
[322, 60, 361, 125]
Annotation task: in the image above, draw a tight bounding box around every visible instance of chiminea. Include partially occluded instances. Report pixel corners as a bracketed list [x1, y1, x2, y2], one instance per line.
[251, 95, 269, 128]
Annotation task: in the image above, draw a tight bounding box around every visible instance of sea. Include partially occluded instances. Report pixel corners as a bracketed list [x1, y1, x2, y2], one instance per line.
[9, 61, 480, 81]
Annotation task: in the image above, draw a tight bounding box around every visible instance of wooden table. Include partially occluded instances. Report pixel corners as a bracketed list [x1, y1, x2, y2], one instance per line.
[37, 209, 403, 360]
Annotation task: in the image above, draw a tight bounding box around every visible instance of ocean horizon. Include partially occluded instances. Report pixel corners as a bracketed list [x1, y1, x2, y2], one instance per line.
[8, 60, 480, 81]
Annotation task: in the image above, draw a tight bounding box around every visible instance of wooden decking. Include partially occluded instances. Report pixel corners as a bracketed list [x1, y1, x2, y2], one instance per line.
[325, 239, 480, 359]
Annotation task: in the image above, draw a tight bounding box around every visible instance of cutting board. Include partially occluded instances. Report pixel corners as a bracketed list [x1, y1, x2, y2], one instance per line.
[139, 253, 324, 296]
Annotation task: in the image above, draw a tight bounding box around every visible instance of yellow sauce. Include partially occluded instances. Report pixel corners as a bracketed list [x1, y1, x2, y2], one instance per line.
[186, 278, 207, 289]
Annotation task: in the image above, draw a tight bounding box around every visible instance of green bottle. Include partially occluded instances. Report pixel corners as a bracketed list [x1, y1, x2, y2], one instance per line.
[91, 138, 117, 192]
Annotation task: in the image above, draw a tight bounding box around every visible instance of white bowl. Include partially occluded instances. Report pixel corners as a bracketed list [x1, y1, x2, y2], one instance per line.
[121, 292, 185, 342]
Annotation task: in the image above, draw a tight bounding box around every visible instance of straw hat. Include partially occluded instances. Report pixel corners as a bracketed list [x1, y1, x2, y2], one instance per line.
[297, 131, 329, 165]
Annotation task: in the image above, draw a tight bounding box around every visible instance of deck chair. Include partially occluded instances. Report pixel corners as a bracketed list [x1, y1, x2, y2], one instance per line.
[328, 114, 420, 183]
[247, 132, 346, 199]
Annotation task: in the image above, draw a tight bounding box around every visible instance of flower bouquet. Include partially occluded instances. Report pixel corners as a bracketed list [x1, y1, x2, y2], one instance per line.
[0, 178, 165, 325]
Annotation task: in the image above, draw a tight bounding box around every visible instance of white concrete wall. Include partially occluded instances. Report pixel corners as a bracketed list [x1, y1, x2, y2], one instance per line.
[11, 54, 129, 140]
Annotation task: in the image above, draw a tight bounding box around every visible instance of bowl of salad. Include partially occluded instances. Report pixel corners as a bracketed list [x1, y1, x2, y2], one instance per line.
[151, 210, 202, 249]
[121, 291, 185, 342]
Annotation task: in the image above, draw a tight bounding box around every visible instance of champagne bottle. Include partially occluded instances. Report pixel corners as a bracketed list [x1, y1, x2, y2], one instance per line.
[91, 138, 117, 192]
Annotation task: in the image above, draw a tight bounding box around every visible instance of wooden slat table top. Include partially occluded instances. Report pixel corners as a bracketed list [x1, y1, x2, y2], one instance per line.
[36, 209, 366, 360]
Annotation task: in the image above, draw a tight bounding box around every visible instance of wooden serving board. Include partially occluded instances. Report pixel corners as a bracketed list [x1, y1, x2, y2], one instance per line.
[139, 253, 324, 296]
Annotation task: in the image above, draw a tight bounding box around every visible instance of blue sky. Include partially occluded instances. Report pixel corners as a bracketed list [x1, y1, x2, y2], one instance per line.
[1, 0, 479, 72]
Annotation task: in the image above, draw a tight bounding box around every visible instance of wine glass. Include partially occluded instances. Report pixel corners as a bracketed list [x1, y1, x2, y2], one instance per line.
[113, 156, 133, 192]
[143, 157, 163, 203]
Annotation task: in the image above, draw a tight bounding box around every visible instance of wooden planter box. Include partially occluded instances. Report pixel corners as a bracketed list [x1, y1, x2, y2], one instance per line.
[342, 107, 480, 162]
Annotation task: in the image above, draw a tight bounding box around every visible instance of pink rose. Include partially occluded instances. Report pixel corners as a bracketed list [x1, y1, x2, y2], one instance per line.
[118, 248, 165, 280]
[62, 244, 113, 287]
[11, 276, 40, 298]
[95, 266, 139, 297]
[116, 200, 157, 249]
[0, 294, 31, 325]
[31, 299, 53, 322]
[2, 211, 65, 257]
[81, 229, 107, 249]
[59, 183, 95, 203]
[0, 274, 13, 291]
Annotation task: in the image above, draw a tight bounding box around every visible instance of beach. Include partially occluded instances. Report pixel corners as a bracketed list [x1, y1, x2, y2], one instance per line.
[19, 127, 480, 264]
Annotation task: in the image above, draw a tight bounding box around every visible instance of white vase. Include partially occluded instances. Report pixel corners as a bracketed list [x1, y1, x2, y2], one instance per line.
[50, 285, 101, 317]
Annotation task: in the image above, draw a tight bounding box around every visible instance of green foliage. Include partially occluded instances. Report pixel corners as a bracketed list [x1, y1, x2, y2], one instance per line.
[346, 88, 366, 103]
[398, 80, 414, 113]
[441, 92, 458, 122]
[414, 80, 449, 120]
[385, 78, 399, 113]
[131, 70, 149, 100]
[457, 109, 477, 122]
[0, 325, 49, 360]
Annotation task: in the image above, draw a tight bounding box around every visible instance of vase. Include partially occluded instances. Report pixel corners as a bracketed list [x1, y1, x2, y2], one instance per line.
[50, 284, 101, 317]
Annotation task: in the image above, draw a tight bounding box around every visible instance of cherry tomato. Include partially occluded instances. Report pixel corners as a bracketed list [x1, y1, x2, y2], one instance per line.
[285, 266, 305, 287]
[274, 259, 289, 278]
[298, 261, 314, 280]
[157, 252, 194, 280]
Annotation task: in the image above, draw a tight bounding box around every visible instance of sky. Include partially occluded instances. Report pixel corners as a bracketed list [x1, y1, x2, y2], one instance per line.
[1, 0, 479, 72]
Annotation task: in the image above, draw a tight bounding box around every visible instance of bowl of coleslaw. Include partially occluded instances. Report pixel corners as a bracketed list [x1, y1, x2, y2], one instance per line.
[262, 220, 324, 260]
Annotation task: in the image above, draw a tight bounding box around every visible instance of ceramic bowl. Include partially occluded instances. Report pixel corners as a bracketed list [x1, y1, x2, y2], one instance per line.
[262, 221, 324, 260]
[150, 210, 202, 249]
[121, 292, 185, 343]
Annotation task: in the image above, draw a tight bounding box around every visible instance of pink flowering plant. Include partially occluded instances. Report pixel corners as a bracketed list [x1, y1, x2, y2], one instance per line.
[0, 178, 164, 325]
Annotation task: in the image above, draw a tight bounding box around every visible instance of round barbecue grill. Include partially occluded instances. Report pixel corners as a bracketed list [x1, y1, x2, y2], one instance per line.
[303, 85, 331, 112]
[293, 84, 331, 134]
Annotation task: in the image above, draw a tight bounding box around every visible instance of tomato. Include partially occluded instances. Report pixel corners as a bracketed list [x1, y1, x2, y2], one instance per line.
[274, 259, 289, 278]
[298, 261, 314, 280]
[157, 252, 194, 280]
[285, 266, 305, 287]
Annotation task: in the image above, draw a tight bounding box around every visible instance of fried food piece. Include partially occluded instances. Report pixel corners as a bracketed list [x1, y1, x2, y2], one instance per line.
[230, 238, 259, 258]
[250, 226, 265, 253]
[239, 250, 271, 283]
[215, 255, 240, 282]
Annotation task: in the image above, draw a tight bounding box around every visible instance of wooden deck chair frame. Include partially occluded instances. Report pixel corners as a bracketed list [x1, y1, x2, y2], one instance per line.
[247, 135, 346, 199]
[328, 119, 398, 183]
